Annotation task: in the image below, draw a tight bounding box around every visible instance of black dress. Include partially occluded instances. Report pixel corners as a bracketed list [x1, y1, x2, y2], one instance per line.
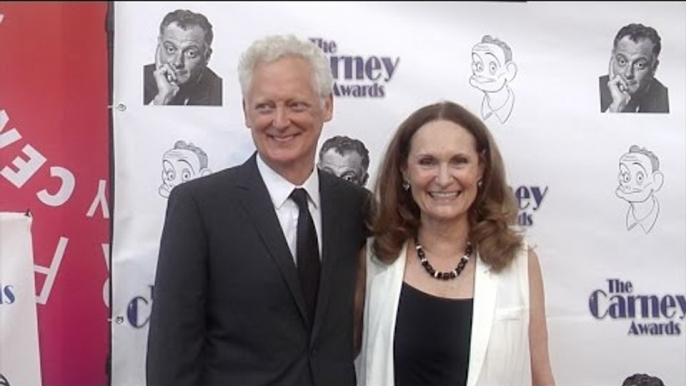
[394, 282, 473, 386]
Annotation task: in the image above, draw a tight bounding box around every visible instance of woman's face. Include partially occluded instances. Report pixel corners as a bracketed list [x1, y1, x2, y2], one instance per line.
[403, 119, 484, 226]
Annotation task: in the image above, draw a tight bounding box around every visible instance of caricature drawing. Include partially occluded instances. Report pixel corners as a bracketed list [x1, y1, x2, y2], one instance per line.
[469, 35, 517, 124]
[159, 140, 211, 198]
[616, 145, 663, 233]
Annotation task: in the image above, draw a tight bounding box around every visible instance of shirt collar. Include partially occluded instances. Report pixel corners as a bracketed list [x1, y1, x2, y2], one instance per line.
[256, 155, 320, 210]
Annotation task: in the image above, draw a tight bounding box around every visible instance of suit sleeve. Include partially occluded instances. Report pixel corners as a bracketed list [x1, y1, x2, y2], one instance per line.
[146, 184, 207, 386]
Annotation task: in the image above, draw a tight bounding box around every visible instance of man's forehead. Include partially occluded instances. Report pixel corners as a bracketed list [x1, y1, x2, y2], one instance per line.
[161, 22, 206, 45]
[620, 152, 650, 164]
[165, 148, 196, 160]
[615, 36, 655, 58]
[472, 43, 505, 60]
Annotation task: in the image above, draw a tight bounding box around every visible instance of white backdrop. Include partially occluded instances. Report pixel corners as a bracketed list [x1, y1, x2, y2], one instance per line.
[0, 213, 42, 386]
[112, 2, 686, 385]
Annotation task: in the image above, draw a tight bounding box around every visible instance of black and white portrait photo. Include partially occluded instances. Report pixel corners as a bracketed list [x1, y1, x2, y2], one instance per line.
[599, 23, 669, 113]
[143, 9, 223, 106]
[317, 135, 370, 187]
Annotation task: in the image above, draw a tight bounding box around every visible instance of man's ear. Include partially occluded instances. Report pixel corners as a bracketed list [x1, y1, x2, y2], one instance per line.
[652, 58, 660, 75]
[205, 47, 213, 65]
[653, 170, 664, 192]
[242, 99, 250, 128]
[323, 94, 334, 122]
[505, 61, 518, 82]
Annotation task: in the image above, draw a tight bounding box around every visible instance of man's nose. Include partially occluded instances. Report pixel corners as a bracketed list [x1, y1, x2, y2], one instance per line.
[623, 64, 635, 79]
[172, 53, 185, 69]
[273, 107, 290, 129]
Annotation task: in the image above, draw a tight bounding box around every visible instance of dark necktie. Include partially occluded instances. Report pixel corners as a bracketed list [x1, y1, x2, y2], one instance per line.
[290, 188, 321, 325]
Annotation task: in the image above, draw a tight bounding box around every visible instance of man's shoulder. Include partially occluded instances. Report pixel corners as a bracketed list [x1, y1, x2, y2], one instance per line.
[203, 67, 223, 83]
[144, 63, 155, 77]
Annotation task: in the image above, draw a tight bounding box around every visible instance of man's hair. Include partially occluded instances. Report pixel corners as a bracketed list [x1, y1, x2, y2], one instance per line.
[613, 23, 661, 57]
[159, 9, 214, 49]
[319, 135, 370, 172]
[169, 140, 209, 169]
[627, 145, 660, 172]
[371, 101, 521, 271]
[622, 373, 665, 386]
[481, 35, 513, 63]
[237, 35, 333, 99]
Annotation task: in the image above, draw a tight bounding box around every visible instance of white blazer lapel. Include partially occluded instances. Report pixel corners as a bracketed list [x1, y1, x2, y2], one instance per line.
[466, 253, 499, 386]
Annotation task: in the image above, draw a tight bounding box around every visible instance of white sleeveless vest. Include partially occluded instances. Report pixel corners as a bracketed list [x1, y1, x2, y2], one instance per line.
[357, 239, 531, 386]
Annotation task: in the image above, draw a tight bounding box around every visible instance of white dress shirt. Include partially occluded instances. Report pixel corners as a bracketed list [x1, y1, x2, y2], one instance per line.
[256, 155, 322, 263]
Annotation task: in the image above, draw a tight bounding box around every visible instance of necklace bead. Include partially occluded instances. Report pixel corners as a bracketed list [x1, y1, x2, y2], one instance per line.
[414, 237, 472, 281]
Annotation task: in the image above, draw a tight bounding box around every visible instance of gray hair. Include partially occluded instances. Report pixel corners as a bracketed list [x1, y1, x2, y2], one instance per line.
[238, 35, 333, 99]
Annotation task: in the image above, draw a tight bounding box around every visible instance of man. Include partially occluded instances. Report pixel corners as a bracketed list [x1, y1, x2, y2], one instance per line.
[622, 373, 665, 386]
[616, 145, 664, 233]
[158, 140, 212, 198]
[146, 35, 369, 385]
[143, 9, 222, 106]
[469, 35, 518, 124]
[599, 23, 669, 113]
[317, 135, 370, 187]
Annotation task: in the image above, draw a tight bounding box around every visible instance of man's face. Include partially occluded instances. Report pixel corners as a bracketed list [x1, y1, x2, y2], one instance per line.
[470, 43, 511, 93]
[610, 36, 658, 96]
[243, 56, 333, 181]
[318, 149, 368, 186]
[158, 22, 209, 86]
[616, 152, 658, 203]
[160, 148, 203, 195]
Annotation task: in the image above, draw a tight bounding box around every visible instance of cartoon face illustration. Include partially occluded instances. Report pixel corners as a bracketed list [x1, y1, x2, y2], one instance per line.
[615, 145, 663, 233]
[469, 40, 516, 93]
[159, 141, 211, 198]
[616, 151, 663, 203]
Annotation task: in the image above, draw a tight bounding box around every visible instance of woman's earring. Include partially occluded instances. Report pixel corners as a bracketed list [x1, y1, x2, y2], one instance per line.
[402, 180, 411, 191]
[477, 180, 483, 189]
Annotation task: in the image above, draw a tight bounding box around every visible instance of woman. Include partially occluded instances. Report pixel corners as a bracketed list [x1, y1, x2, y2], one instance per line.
[356, 101, 555, 386]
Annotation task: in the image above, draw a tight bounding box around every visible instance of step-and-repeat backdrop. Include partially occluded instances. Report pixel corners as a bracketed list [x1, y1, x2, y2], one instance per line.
[112, 2, 685, 386]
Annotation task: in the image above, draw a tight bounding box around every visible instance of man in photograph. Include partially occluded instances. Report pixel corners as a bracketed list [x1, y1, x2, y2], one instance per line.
[144, 9, 222, 106]
[317, 135, 370, 187]
[599, 23, 669, 113]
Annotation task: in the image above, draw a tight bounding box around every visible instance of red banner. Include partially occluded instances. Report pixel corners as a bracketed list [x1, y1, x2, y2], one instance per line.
[0, 2, 109, 385]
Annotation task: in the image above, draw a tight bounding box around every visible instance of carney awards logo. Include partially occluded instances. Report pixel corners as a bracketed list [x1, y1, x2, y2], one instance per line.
[589, 279, 684, 336]
[310, 37, 400, 98]
[0, 283, 16, 305]
[0, 373, 10, 386]
[126, 285, 154, 328]
[510, 185, 548, 226]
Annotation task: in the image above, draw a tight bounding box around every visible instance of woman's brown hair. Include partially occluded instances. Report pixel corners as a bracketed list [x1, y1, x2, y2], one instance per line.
[371, 101, 522, 271]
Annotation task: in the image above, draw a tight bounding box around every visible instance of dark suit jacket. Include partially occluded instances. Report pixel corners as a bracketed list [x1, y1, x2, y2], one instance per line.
[144, 63, 223, 106]
[599, 75, 669, 113]
[147, 153, 370, 386]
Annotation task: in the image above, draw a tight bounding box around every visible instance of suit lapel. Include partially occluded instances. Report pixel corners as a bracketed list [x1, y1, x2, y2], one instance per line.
[310, 171, 338, 339]
[466, 253, 499, 386]
[235, 154, 309, 325]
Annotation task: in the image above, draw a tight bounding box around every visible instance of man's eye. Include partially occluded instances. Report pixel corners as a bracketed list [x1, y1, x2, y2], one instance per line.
[617, 57, 627, 66]
[636, 172, 644, 184]
[489, 62, 497, 74]
[185, 50, 198, 59]
[166, 46, 176, 55]
[635, 61, 647, 70]
[290, 102, 308, 112]
[255, 104, 274, 112]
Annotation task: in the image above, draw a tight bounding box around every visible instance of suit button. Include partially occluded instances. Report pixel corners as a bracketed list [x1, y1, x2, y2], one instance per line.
[310, 347, 317, 357]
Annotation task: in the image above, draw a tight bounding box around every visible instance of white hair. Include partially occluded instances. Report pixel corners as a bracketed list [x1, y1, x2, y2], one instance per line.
[238, 34, 333, 99]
